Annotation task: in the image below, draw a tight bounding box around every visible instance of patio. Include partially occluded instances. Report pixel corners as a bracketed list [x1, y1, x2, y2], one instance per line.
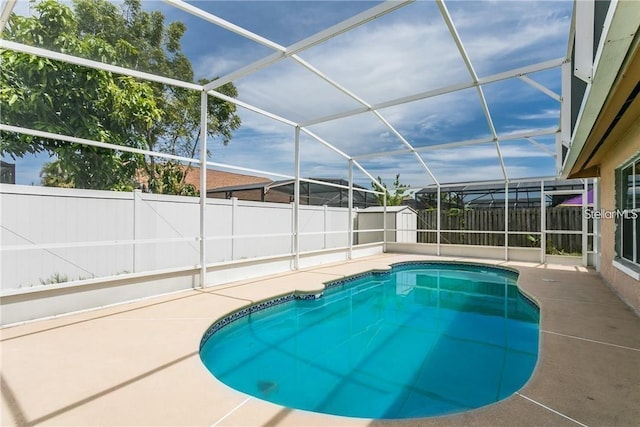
[2, 253, 639, 427]
[1, 0, 639, 425]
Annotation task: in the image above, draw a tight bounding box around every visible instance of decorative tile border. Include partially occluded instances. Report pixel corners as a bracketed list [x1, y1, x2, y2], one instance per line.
[201, 291, 327, 348]
[324, 271, 378, 290]
[296, 293, 322, 301]
[390, 260, 520, 280]
[200, 293, 295, 348]
[372, 270, 391, 277]
[201, 260, 538, 349]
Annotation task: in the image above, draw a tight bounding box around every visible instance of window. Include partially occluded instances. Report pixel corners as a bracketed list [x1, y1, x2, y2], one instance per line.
[636, 160, 640, 261]
[616, 156, 640, 267]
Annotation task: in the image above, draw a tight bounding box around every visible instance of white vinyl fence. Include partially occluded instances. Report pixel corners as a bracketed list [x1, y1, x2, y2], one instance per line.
[0, 182, 594, 325]
[0, 185, 354, 291]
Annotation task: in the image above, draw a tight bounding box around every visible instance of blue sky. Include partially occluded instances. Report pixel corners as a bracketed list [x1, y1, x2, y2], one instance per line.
[5, 0, 573, 189]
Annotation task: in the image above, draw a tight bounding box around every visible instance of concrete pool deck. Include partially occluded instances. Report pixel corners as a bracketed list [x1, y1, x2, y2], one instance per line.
[1, 253, 639, 426]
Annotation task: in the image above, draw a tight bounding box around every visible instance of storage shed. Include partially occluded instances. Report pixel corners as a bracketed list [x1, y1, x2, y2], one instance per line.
[356, 206, 418, 244]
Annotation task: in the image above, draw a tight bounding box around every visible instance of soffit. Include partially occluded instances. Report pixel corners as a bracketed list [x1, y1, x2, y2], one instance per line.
[568, 38, 640, 177]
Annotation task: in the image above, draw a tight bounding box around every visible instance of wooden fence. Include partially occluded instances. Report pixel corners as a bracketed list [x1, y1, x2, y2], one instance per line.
[417, 207, 586, 254]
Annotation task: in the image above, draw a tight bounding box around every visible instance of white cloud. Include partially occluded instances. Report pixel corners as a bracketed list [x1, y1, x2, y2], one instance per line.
[195, 55, 248, 82]
[421, 142, 553, 164]
[228, 6, 474, 125]
[449, 1, 571, 71]
[515, 109, 560, 120]
[497, 126, 558, 137]
[298, 20, 469, 105]
[6, 0, 570, 187]
[204, 1, 571, 187]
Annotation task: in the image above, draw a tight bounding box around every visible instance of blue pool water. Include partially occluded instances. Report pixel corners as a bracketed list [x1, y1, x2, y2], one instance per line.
[200, 263, 539, 419]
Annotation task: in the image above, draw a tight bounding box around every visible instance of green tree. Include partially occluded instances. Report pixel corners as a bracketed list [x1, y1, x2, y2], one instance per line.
[40, 160, 74, 188]
[371, 174, 410, 206]
[147, 160, 197, 196]
[0, 0, 241, 193]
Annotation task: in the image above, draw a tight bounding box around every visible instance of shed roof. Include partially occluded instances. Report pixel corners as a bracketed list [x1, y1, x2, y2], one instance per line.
[359, 206, 417, 214]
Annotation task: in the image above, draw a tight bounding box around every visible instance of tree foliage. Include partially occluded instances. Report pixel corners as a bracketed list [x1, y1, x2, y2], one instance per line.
[40, 160, 74, 188]
[371, 174, 410, 206]
[147, 161, 198, 196]
[0, 0, 241, 193]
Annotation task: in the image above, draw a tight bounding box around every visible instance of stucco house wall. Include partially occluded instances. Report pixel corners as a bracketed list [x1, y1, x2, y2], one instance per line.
[598, 123, 640, 312]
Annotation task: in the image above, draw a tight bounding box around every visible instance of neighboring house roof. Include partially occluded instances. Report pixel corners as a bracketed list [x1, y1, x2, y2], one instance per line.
[416, 179, 588, 208]
[182, 166, 271, 192]
[0, 161, 16, 184]
[206, 178, 368, 194]
[206, 177, 379, 207]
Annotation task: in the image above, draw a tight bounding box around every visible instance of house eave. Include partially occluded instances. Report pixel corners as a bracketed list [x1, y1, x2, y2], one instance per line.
[561, 1, 640, 178]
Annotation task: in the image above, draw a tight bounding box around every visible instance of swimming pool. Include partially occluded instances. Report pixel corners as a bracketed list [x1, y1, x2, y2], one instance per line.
[199, 262, 539, 419]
